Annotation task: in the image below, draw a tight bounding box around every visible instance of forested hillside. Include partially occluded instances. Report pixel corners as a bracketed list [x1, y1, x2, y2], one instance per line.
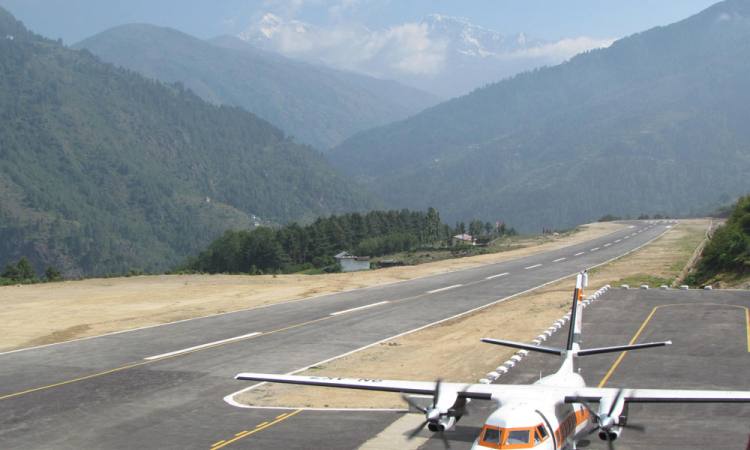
[185, 209, 449, 274]
[688, 195, 750, 285]
[330, 0, 750, 231]
[75, 26, 437, 150]
[0, 8, 376, 277]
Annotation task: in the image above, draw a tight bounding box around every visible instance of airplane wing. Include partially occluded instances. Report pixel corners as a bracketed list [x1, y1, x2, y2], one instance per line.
[235, 373, 495, 400]
[236, 373, 750, 404]
[566, 387, 750, 403]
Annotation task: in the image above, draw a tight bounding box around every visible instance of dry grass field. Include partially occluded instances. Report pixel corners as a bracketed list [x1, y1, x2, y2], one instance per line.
[235, 219, 709, 409]
[0, 222, 624, 352]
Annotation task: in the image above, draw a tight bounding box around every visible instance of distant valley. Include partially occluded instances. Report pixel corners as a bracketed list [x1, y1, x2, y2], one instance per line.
[75, 25, 438, 150]
[0, 7, 376, 276]
[329, 0, 750, 232]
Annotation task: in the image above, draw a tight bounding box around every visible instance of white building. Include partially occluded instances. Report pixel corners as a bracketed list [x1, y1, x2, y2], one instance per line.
[334, 252, 371, 272]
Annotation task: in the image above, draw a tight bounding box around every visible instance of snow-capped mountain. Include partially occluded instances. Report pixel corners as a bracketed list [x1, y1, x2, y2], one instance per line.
[421, 14, 546, 58]
[239, 13, 611, 98]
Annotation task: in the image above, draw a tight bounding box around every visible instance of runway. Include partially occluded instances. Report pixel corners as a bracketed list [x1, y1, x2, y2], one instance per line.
[0, 221, 671, 449]
[418, 289, 750, 450]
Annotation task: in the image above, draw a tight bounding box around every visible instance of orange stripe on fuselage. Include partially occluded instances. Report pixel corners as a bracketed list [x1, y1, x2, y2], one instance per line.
[553, 407, 590, 448]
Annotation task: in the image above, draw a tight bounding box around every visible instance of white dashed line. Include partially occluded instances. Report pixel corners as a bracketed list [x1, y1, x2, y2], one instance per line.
[615, 239, 621, 243]
[603, 243, 611, 247]
[427, 284, 463, 294]
[624, 236, 630, 239]
[524, 264, 542, 270]
[486, 272, 509, 280]
[574, 252, 585, 256]
[552, 257, 566, 263]
[590, 247, 600, 252]
[330, 301, 390, 316]
[145, 332, 261, 360]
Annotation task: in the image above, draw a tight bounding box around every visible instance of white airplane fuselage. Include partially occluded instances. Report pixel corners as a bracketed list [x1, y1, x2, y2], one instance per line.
[471, 356, 593, 450]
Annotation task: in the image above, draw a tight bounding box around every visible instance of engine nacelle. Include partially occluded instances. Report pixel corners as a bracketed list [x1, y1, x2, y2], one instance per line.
[428, 416, 456, 432]
[598, 426, 622, 442]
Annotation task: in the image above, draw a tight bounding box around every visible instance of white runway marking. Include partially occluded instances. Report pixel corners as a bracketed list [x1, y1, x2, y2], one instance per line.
[603, 243, 612, 247]
[427, 284, 462, 294]
[574, 252, 585, 256]
[624, 236, 630, 239]
[486, 272, 509, 280]
[524, 264, 542, 270]
[144, 332, 261, 360]
[330, 301, 390, 316]
[615, 239, 621, 243]
[590, 247, 600, 252]
[552, 257, 566, 262]
[225, 226, 672, 412]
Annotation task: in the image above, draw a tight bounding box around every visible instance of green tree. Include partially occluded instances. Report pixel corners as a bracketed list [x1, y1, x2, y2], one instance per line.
[45, 266, 63, 282]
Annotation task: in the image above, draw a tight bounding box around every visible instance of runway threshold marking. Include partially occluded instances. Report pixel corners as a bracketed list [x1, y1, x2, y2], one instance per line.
[524, 264, 542, 270]
[427, 284, 462, 294]
[210, 409, 302, 450]
[330, 301, 390, 316]
[599, 303, 750, 388]
[144, 333, 261, 360]
[486, 272, 509, 280]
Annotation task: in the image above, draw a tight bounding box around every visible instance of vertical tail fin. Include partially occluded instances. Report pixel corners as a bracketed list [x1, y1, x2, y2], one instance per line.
[565, 271, 587, 351]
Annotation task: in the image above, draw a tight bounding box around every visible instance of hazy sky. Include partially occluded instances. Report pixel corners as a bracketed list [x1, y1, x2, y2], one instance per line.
[0, 0, 721, 44]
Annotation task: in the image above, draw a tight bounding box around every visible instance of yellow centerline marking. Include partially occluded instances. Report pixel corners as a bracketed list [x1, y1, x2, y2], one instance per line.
[210, 409, 302, 449]
[598, 306, 658, 387]
[234, 431, 249, 437]
[276, 413, 287, 419]
[599, 302, 750, 387]
[0, 313, 336, 402]
[0, 229, 676, 402]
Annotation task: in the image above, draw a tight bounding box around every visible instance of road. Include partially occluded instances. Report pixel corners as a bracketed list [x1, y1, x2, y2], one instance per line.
[0, 221, 670, 449]
[418, 289, 750, 450]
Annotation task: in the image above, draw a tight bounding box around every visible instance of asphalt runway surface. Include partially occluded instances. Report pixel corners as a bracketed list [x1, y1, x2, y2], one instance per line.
[0, 221, 672, 449]
[418, 289, 750, 450]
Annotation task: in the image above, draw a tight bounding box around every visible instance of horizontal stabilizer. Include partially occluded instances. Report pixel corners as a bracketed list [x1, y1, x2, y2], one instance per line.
[481, 338, 563, 355]
[575, 341, 672, 357]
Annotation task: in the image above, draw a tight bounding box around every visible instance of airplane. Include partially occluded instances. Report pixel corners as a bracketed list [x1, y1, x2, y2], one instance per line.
[235, 271, 750, 449]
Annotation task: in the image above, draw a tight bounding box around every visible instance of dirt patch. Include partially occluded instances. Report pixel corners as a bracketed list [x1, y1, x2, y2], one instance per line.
[0, 222, 622, 352]
[234, 220, 710, 409]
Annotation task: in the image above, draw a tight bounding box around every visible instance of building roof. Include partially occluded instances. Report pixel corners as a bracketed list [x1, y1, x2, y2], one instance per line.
[453, 233, 474, 241]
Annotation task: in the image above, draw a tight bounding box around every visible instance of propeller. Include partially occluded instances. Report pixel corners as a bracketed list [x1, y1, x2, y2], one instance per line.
[578, 389, 646, 449]
[402, 379, 453, 448]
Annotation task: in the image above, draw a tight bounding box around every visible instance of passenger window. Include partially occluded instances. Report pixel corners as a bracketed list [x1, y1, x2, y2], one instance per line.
[483, 428, 501, 444]
[507, 430, 530, 444]
[536, 424, 548, 439]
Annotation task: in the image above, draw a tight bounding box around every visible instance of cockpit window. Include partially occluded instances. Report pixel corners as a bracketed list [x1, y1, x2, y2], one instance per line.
[536, 425, 547, 439]
[506, 430, 530, 444]
[482, 427, 502, 444]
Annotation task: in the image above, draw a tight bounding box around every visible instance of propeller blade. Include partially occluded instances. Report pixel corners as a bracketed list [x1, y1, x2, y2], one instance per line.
[439, 431, 452, 449]
[401, 394, 427, 413]
[606, 432, 615, 450]
[608, 389, 625, 417]
[433, 379, 443, 408]
[407, 420, 428, 440]
[623, 422, 646, 432]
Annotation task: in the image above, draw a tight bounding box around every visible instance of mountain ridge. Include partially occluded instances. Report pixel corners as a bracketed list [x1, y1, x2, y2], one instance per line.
[75, 24, 438, 150]
[329, 0, 750, 230]
[0, 8, 377, 276]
